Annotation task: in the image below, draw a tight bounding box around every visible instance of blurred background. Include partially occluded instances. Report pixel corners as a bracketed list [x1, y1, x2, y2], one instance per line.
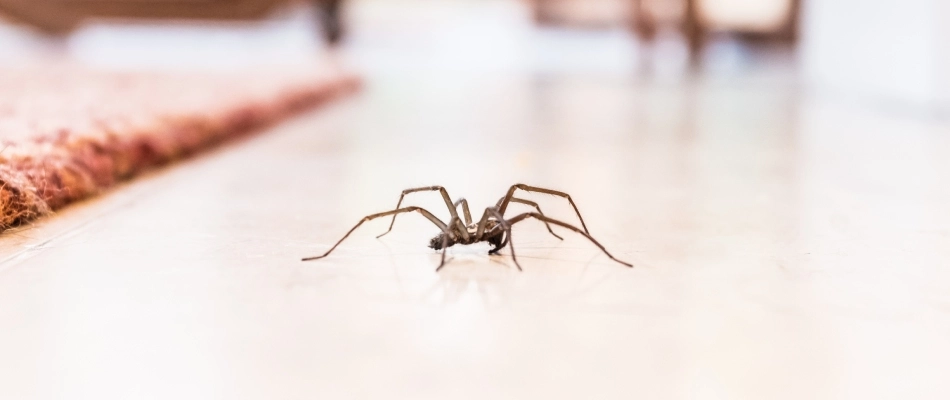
[1, 0, 943, 111]
[0, 0, 797, 72]
[4, 2, 950, 398]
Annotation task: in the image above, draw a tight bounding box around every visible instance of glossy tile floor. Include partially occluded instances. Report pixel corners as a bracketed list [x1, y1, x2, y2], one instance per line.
[2, 2, 950, 399]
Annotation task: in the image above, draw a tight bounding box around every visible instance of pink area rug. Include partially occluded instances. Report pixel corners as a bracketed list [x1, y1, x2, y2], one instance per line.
[0, 65, 359, 230]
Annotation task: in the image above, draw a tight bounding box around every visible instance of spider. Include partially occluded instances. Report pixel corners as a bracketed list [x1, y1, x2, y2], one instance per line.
[302, 184, 633, 271]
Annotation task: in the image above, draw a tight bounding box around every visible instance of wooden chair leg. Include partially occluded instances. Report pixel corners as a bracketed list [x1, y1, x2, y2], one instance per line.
[317, 0, 344, 45]
[683, 0, 705, 66]
[631, 0, 657, 42]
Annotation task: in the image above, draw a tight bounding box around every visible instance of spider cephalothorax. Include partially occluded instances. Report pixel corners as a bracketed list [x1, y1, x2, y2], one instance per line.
[428, 221, 506, 252]
[303, 184, 632, 271]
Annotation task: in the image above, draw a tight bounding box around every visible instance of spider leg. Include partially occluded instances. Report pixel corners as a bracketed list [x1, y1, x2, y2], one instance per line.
[471, 207, 507, 254]
[484, 196, 568, 252]
[503, 212, 633, 267]
[303, 206, 449, 261]
[496, 184, 590, 234]
[486, 208, 521, 271]
[487, 239, 507, 255]
[453, 198, 473, 225]
[377, 186, 469, 241]
[497, 196, 564, 240]
[473, 207, 500, 240]
[435, 217, 460, 271]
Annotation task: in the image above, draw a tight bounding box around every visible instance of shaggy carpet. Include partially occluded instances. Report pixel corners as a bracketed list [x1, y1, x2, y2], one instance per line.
[0, 65, 359, 231]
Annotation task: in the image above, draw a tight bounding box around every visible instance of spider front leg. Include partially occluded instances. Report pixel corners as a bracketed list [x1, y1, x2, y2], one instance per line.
[453, 198, 473, 225]
[303, 206, 449, 261]
[497, 197, 563, 240]
[435, 217, 461, 272]
[486, 208, 521, 271]
[471, 207, 506, 254]
[377, 186, 467, 240]
[504, 212, 633, 268]
[496, 184, 591, 234]
[483, 196, 566, 254]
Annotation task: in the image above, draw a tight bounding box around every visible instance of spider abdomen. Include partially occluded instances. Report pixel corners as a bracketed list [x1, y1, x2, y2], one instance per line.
[428, 233, 455, 250]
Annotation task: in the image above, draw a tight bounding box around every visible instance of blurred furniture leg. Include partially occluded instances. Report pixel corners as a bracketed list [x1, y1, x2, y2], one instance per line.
[316, 0, 344, 45]
[682, 0, 704, 66]
[530, 0, 552, 25]
[631, 0, 703, 66]
[631, 0, 657, 42]
[631, 0, 798, 68]
[0, 0, 301, 33]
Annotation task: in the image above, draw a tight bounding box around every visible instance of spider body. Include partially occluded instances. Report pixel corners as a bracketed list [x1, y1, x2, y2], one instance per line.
[302, 184, 632, 271]
[428, 221, 506, 251]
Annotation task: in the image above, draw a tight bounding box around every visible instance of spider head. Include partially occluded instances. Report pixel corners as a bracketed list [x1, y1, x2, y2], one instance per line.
[428, 233, 456, 250]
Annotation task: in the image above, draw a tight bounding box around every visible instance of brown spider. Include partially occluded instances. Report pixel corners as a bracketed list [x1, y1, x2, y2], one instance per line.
[302, 184, 633, 271]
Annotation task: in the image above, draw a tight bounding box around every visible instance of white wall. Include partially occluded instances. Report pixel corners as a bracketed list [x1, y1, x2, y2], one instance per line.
[801, 0, 948, 109]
